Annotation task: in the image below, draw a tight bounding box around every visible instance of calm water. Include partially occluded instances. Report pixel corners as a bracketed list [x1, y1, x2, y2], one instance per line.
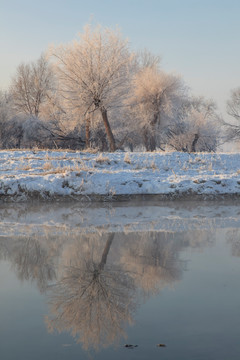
[0, 201, 240, 360]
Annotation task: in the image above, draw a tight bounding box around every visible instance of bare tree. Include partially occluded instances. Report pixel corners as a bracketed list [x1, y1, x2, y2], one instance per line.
[10, 54, 54, 118]
[50, 25, 134, 151]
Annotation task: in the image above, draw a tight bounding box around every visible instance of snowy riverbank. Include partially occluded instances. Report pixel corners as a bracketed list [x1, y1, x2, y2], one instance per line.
[0, 150, 240, 202]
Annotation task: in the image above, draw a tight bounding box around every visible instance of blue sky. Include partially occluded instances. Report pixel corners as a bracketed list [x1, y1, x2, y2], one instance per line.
[1, 0, 239, 117]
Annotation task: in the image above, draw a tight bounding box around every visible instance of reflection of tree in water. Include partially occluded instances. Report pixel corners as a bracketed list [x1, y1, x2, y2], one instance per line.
[46, 230, 206, 350]
[46, 233, 136, 350]
[0, 227, 215, 351]
[227, 229, 240, 256]
[0, 238, 9, 260]
[0, 236, 57, 292]
[118, 232, 187, 295]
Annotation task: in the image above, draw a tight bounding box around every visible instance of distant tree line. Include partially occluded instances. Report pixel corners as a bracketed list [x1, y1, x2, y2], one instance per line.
[0, 24, 238, 152]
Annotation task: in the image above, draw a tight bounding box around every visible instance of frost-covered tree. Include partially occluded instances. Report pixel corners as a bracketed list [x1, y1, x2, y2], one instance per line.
[223, 87, 240, 142]
[227, 87, 240, 121]
[49, 25, 134, 151]
[10, 54, 54, 118]
[0, 115, 48, 149]
[0, 91, 13, 145]
[0, 90, 12, 123]
[136, 49, 161, 71]
[164, 96, 220, 152]
[0, 91, 24, 148]
[130, 62, 184, 151]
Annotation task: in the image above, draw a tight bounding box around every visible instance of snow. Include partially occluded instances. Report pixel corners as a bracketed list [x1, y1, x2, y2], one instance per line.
[0, 150, 239, 202]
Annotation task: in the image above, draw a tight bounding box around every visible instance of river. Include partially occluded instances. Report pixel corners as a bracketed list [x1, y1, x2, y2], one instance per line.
[0, 200, 240, 359]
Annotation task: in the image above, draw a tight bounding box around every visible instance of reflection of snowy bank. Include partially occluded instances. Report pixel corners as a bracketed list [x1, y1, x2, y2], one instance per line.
[0, 201, 240, 238]
[0, 150, 240, 201]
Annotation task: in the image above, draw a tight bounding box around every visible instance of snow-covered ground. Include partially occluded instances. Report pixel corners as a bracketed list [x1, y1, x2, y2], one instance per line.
[0, 150, 240, 202]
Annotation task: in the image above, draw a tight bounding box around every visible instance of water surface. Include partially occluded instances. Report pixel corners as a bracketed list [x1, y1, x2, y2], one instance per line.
[0, 201, 240, 360]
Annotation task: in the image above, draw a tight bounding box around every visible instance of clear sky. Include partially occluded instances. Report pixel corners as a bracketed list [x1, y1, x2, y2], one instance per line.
[1, 0, 239, 118]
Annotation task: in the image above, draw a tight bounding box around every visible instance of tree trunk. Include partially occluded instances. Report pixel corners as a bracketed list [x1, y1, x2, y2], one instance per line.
[100, 107, 116, 152]
[85, 116, 90, 148]
[191, 133, 199, 152]
[143, 126, 150, 151]
[143, 126, 156, 152]
[149, 133, 156, 151]
[149, 113, 159, 152]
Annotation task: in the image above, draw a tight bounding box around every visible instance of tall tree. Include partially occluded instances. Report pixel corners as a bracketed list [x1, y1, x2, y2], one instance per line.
[50, 25, 134, 151]
[130, 63, 184, 151]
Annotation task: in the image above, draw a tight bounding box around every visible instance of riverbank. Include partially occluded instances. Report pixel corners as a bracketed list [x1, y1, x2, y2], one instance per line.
[0, 150, 240, 202]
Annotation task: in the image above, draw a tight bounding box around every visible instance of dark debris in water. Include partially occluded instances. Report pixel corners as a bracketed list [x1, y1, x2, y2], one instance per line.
[124, 344, 138, 349]
[157, 343, 166, 347]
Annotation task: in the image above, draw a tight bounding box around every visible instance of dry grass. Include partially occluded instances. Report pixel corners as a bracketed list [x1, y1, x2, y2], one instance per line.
[43, 161, 53, 170]
[150, 160, 157, 170]
[95, 153, 111, 164]
[124, 153, 131, 164]
[20, 164, 32, 171]
[40, 167, 72, 175]
[16, 158, 96, 176]
[81, 148, 99, 154]
[208, 163, 213, 171]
